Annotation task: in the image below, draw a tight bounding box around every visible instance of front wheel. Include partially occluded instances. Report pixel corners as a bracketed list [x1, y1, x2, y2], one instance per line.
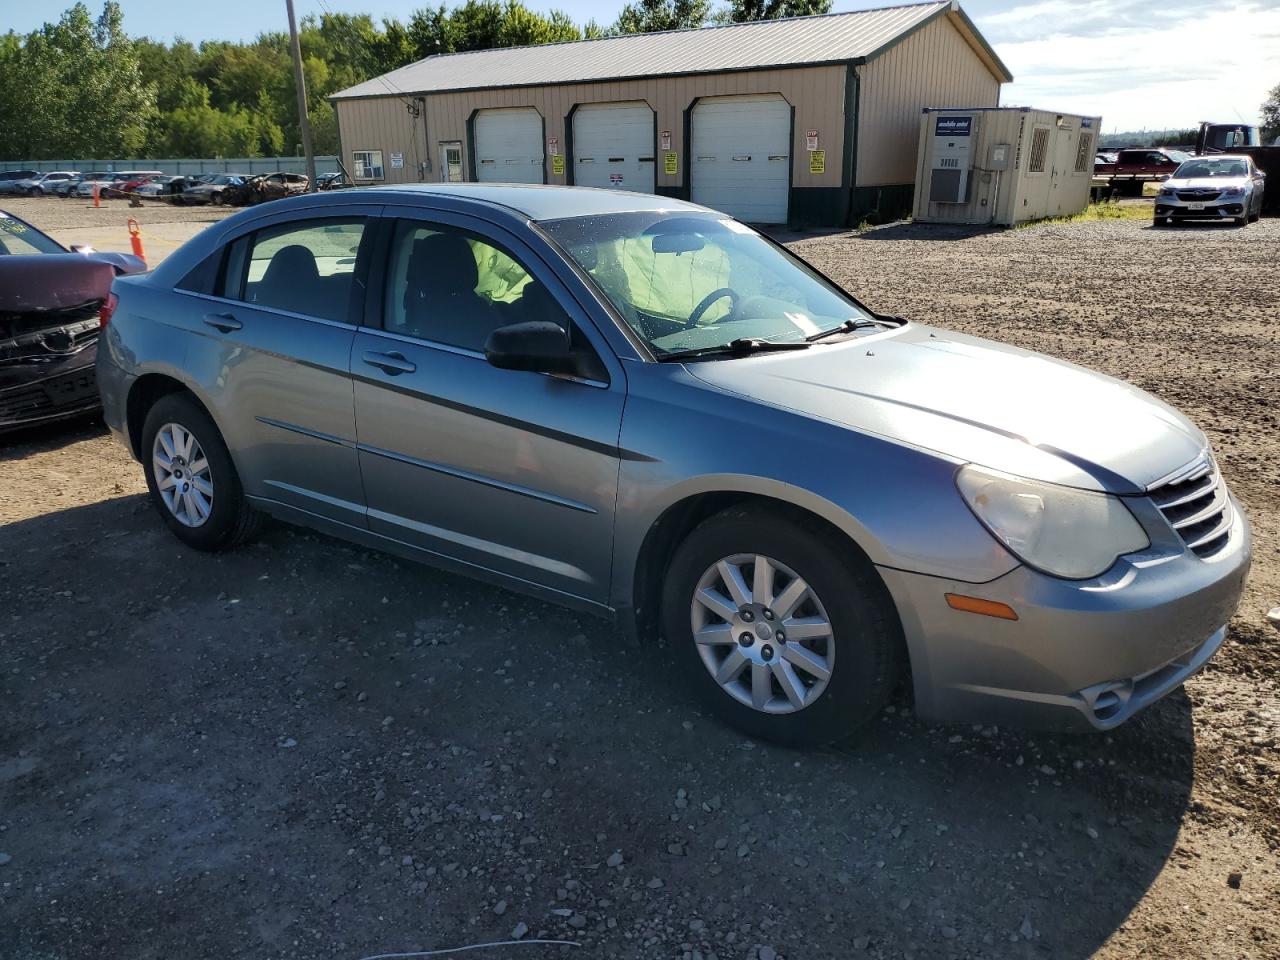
[141, 393, 261, 551]
[662, 506, 901, 745]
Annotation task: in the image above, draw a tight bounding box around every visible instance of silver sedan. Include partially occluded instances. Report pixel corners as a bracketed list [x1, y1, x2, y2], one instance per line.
[1154, 155, 1266, 226]
[96, 185, 1251, 744]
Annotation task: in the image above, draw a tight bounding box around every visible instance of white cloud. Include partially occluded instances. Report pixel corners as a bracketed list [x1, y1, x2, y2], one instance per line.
[986, 2, 1280, 132]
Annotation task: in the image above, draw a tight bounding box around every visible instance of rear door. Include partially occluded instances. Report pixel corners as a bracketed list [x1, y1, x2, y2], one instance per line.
[176, 208, 379, 527]
[350, 209, 624, 605]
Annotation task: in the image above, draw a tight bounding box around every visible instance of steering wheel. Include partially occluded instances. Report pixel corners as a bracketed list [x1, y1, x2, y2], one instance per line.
[689, 287, 741, 326]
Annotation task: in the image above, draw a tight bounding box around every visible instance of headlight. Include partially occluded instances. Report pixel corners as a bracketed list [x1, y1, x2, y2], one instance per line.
[1158, 187, 1175, 197]
[1221, 185, 1244, 196]
[956, 465, 1149, 580]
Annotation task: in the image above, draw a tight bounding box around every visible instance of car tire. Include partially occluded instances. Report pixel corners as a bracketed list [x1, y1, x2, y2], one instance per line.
[1152, 216, 1166, 228]
[211, 192, 223, 205]
[661, 505, 901, 746]
[141, 393, 262, 551]
[28, 187, 40, 197]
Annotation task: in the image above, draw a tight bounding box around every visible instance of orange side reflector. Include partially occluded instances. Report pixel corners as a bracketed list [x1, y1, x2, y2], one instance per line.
[945, 593, 1019, 621]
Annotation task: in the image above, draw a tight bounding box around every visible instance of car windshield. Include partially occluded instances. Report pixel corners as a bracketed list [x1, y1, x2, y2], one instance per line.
[541, 212, 874, 357]
[0, 214, 64, 255]
[1174, 159, 1248, 178]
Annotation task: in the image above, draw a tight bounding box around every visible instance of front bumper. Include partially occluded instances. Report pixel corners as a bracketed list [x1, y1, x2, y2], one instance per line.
[1155, 193, 1247, 220]
[880, 493, 1251, 731]
[0, 353, 100, 433]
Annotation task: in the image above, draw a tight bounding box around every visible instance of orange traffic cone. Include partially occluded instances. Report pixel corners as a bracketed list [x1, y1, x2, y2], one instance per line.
[93, 183, 101, 207]
[127, 218, 146, 265]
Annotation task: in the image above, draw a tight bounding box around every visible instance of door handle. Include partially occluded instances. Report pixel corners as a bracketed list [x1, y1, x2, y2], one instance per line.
[362, 350, 416, 375]
[202, 312, 242, 332]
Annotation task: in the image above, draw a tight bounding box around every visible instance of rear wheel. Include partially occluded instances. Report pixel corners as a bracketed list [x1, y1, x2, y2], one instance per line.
[28, 187, 39, 197]
[211, 191, 223, 205]
[141, 393, 261, 551]
[662, 506, 901, 746]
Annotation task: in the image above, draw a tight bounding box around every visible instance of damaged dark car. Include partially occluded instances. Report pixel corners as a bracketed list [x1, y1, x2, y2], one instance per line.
[1, 210, 146, 433]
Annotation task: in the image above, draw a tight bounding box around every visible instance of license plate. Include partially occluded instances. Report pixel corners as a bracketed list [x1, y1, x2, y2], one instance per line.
[1188, 202, 1206, 210]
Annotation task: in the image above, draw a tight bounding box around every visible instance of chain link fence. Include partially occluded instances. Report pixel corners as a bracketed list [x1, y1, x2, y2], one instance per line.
[2, 157, 341, 176]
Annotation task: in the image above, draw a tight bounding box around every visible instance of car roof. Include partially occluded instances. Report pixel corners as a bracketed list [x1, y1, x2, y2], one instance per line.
[1183, 154, 1251, 162]
[354, 183, 711, 222]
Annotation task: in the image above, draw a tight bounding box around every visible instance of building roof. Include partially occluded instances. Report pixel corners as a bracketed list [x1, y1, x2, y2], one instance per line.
[331, 1, 1011, 101]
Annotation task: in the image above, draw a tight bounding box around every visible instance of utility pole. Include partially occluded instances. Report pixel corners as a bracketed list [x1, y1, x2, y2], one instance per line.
[286, 0, 318, 193]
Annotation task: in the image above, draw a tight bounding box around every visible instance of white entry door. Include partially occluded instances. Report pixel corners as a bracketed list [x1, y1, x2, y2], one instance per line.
[572, 101, 655, 193]
[691, 94, 791, 223]
[473, 107, 544, 184]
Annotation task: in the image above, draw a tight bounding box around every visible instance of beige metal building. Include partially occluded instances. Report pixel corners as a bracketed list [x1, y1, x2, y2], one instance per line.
[913, 107, 1102, 226]
[330, 0, 1011, 225]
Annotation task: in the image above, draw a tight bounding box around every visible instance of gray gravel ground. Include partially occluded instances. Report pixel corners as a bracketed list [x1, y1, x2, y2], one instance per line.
[1, 208, 1277, 960]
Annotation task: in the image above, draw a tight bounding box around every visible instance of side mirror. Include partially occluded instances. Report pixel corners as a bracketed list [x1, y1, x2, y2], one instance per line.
[484, 320, 574, 374]
[69, 243, 93, 254]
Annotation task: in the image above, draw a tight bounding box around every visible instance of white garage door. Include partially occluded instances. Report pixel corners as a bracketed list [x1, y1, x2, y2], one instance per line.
[572, 101, 655, 193]
[691, 94, 791, 223]
[473, 107, 544, 184]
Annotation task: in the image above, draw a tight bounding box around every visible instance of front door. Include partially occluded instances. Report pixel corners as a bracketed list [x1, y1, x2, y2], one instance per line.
[350, 212, 624, 605]
[439, 142, 464, 182]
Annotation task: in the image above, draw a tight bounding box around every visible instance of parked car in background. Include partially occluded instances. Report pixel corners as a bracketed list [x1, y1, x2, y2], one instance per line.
[0, 171, 40, 194]
[134, 175, 189, 199]
[1154, 155, 1266, 226]
[1, 208, 145, 432]
[249, 172, 310, 203]
[317, 172, 352, 191]
[99, 171, 165, 199]
[1094, 148, 1190, 196]
[51, 174, 89, 197]
[13, 171, 80, 196]
[74, 173, 118, 198]
[96, 185, 1250, 744]
[180, 174, 250, 206]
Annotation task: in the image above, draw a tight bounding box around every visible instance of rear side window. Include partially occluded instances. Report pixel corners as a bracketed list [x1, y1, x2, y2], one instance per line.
[222, 218, 365, 322]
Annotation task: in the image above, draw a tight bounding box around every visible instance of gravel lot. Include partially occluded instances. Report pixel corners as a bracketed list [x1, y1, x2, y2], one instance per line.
[1, 205, 1277, 960]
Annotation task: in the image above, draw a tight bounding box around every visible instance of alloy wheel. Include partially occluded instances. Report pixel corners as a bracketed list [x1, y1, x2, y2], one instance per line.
[152, 422, 214, 527]
[690, 553, 835, 714]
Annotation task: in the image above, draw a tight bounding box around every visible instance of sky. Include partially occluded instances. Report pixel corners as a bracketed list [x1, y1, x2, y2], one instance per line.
[7, 0, 1278, 132]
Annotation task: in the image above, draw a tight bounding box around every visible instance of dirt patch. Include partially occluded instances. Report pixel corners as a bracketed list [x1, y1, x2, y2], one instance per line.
[1, 214, 1277, 960]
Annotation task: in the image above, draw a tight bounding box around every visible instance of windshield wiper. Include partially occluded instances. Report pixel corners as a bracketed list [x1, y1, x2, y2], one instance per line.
[656, 337, 811, 362]
[806, 318, 883, 342]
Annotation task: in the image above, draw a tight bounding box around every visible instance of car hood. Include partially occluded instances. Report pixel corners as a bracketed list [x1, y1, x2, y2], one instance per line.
[1166, 176, 1248, 189]
[686, 324, 1205, 494]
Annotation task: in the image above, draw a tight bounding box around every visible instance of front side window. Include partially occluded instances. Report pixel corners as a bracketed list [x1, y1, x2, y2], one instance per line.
[384, 221, 560, 351]
[542, 213, 874, 357]
[353, 150, 384, 181]
[224, 218, 365, 322]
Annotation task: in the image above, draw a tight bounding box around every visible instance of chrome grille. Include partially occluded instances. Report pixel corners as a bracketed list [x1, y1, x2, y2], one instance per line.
[1148, 458, 1232, 558]
[1176, 190, 1220, 201]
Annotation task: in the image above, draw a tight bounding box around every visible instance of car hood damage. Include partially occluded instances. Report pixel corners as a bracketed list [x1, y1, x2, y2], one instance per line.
[688, 323, 1206, 494]
[0, 253, 143, 365]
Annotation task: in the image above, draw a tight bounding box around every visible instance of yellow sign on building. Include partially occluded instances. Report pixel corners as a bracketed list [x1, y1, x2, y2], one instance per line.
[809, 150, 826, 175]
[664, 152, 678, 175]
[552, 155, 565, 176]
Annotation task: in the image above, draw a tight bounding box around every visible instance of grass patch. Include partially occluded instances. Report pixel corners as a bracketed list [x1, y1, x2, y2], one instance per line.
[1015, 201, 1153, 229]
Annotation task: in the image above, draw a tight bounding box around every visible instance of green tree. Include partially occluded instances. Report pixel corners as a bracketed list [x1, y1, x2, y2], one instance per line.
[614, 0, 711, 33]
[719, 0, 831, 21]
[1261, 83, 1280, 144]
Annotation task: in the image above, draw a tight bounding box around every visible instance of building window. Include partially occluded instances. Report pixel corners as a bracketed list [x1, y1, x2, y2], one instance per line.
[1028, 128, 1050, 173]
[352, 150, 384, 181]
[1074, 133, 1092, 173]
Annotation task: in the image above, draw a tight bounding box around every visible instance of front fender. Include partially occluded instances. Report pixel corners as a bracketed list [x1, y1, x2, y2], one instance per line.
[611, 363, 1018, 613]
